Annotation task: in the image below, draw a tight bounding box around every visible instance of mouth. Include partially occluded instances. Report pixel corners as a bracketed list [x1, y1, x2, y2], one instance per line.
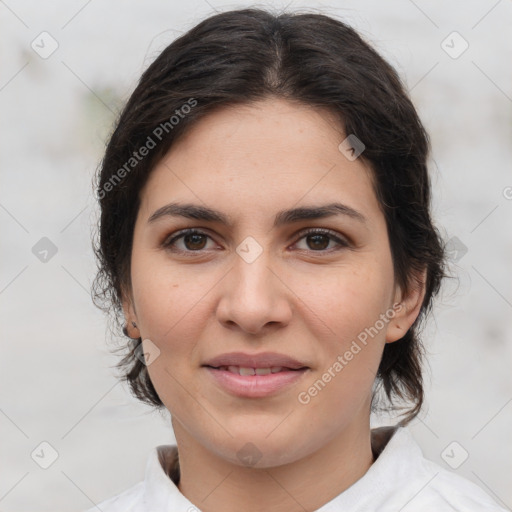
[202, 351, 308, 370]
[204, 365, 307, 375]
[203, 364, 309, 398]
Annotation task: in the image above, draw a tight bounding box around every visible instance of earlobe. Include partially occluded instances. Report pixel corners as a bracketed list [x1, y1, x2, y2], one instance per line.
[385, 270, 427, 344]
[124, 315, 141, 339]
[122, 293, 140, 339]
[385, 318, 407, 343]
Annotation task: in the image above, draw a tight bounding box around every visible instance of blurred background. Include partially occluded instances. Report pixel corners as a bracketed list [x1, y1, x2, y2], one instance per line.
[1, 0, 511, 510]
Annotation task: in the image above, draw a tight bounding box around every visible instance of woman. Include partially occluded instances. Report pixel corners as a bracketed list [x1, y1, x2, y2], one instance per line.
[88, 8, 506, 511]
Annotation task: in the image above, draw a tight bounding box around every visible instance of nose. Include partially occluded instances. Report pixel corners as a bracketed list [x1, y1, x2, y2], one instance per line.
[215, 247, 293, 335]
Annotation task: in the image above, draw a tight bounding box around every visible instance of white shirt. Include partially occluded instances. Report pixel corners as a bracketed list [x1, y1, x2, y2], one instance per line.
[85, 427, 507, 511]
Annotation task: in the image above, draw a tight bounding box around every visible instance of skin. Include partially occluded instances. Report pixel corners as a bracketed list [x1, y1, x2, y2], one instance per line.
[123, 97, 425, 512]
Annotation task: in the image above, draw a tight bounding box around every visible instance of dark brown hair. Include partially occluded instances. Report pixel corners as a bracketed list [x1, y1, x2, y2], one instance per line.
[92, 7, 445, 424]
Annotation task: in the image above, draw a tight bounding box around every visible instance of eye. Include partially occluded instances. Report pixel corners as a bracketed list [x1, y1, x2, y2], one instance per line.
[162, 227, 349, 254]
[162, 229, 217, 252]
[293, 228, 350, 252]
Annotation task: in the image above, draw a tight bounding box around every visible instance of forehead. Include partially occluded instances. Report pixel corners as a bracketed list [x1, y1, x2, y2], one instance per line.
[139, 97, 379, 223]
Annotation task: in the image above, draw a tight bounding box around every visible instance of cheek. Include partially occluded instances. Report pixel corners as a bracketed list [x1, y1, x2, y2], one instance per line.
[130, 256, 213, 413]
[293, 257, 394, 341]
[291, 257, 394, 394]
[129, 247, 212, 363]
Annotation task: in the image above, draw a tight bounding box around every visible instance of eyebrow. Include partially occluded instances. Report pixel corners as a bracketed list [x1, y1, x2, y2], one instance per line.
[148, 201, 366, 227]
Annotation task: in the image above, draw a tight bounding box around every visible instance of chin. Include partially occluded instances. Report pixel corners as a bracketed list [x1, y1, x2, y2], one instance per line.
[212, 431, 307, 469]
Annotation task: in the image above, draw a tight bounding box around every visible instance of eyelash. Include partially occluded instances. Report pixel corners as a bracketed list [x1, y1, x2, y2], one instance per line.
[162, 228, 350, 255]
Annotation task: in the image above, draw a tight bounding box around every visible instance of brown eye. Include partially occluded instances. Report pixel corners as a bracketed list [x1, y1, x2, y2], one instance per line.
[183, 233, 207, 250]
[294, 228, 349, 253]
[163, 229, 215, 252]
[306, 234, 330, 251]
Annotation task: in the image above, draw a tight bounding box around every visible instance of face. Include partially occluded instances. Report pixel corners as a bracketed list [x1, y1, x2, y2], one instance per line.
[124, 97, 419, 468]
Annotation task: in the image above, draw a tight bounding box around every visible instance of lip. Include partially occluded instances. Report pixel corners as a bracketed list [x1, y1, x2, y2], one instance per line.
[202, 351, 310, 398]
[204, 366, 309, 398]
[202, 351, 308, 370]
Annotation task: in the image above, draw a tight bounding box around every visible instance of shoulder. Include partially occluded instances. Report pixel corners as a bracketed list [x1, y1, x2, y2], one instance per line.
[408, 454, 506, 511]
[83, 480, 145, 512]
[378, 428, 507, 511]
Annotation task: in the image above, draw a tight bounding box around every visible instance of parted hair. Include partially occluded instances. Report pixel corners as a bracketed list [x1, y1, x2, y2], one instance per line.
[92, 8, 445, 424]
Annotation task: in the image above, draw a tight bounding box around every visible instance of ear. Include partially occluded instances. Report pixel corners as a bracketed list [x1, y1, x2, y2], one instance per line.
[385, 269, 427, 343]
[121, 286, 140, 339]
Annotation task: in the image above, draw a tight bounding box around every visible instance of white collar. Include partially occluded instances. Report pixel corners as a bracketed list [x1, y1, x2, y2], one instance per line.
[141, 426, 405, 511]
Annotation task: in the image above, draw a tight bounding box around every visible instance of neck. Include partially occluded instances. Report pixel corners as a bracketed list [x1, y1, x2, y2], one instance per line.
[174, 418, 375, 512]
